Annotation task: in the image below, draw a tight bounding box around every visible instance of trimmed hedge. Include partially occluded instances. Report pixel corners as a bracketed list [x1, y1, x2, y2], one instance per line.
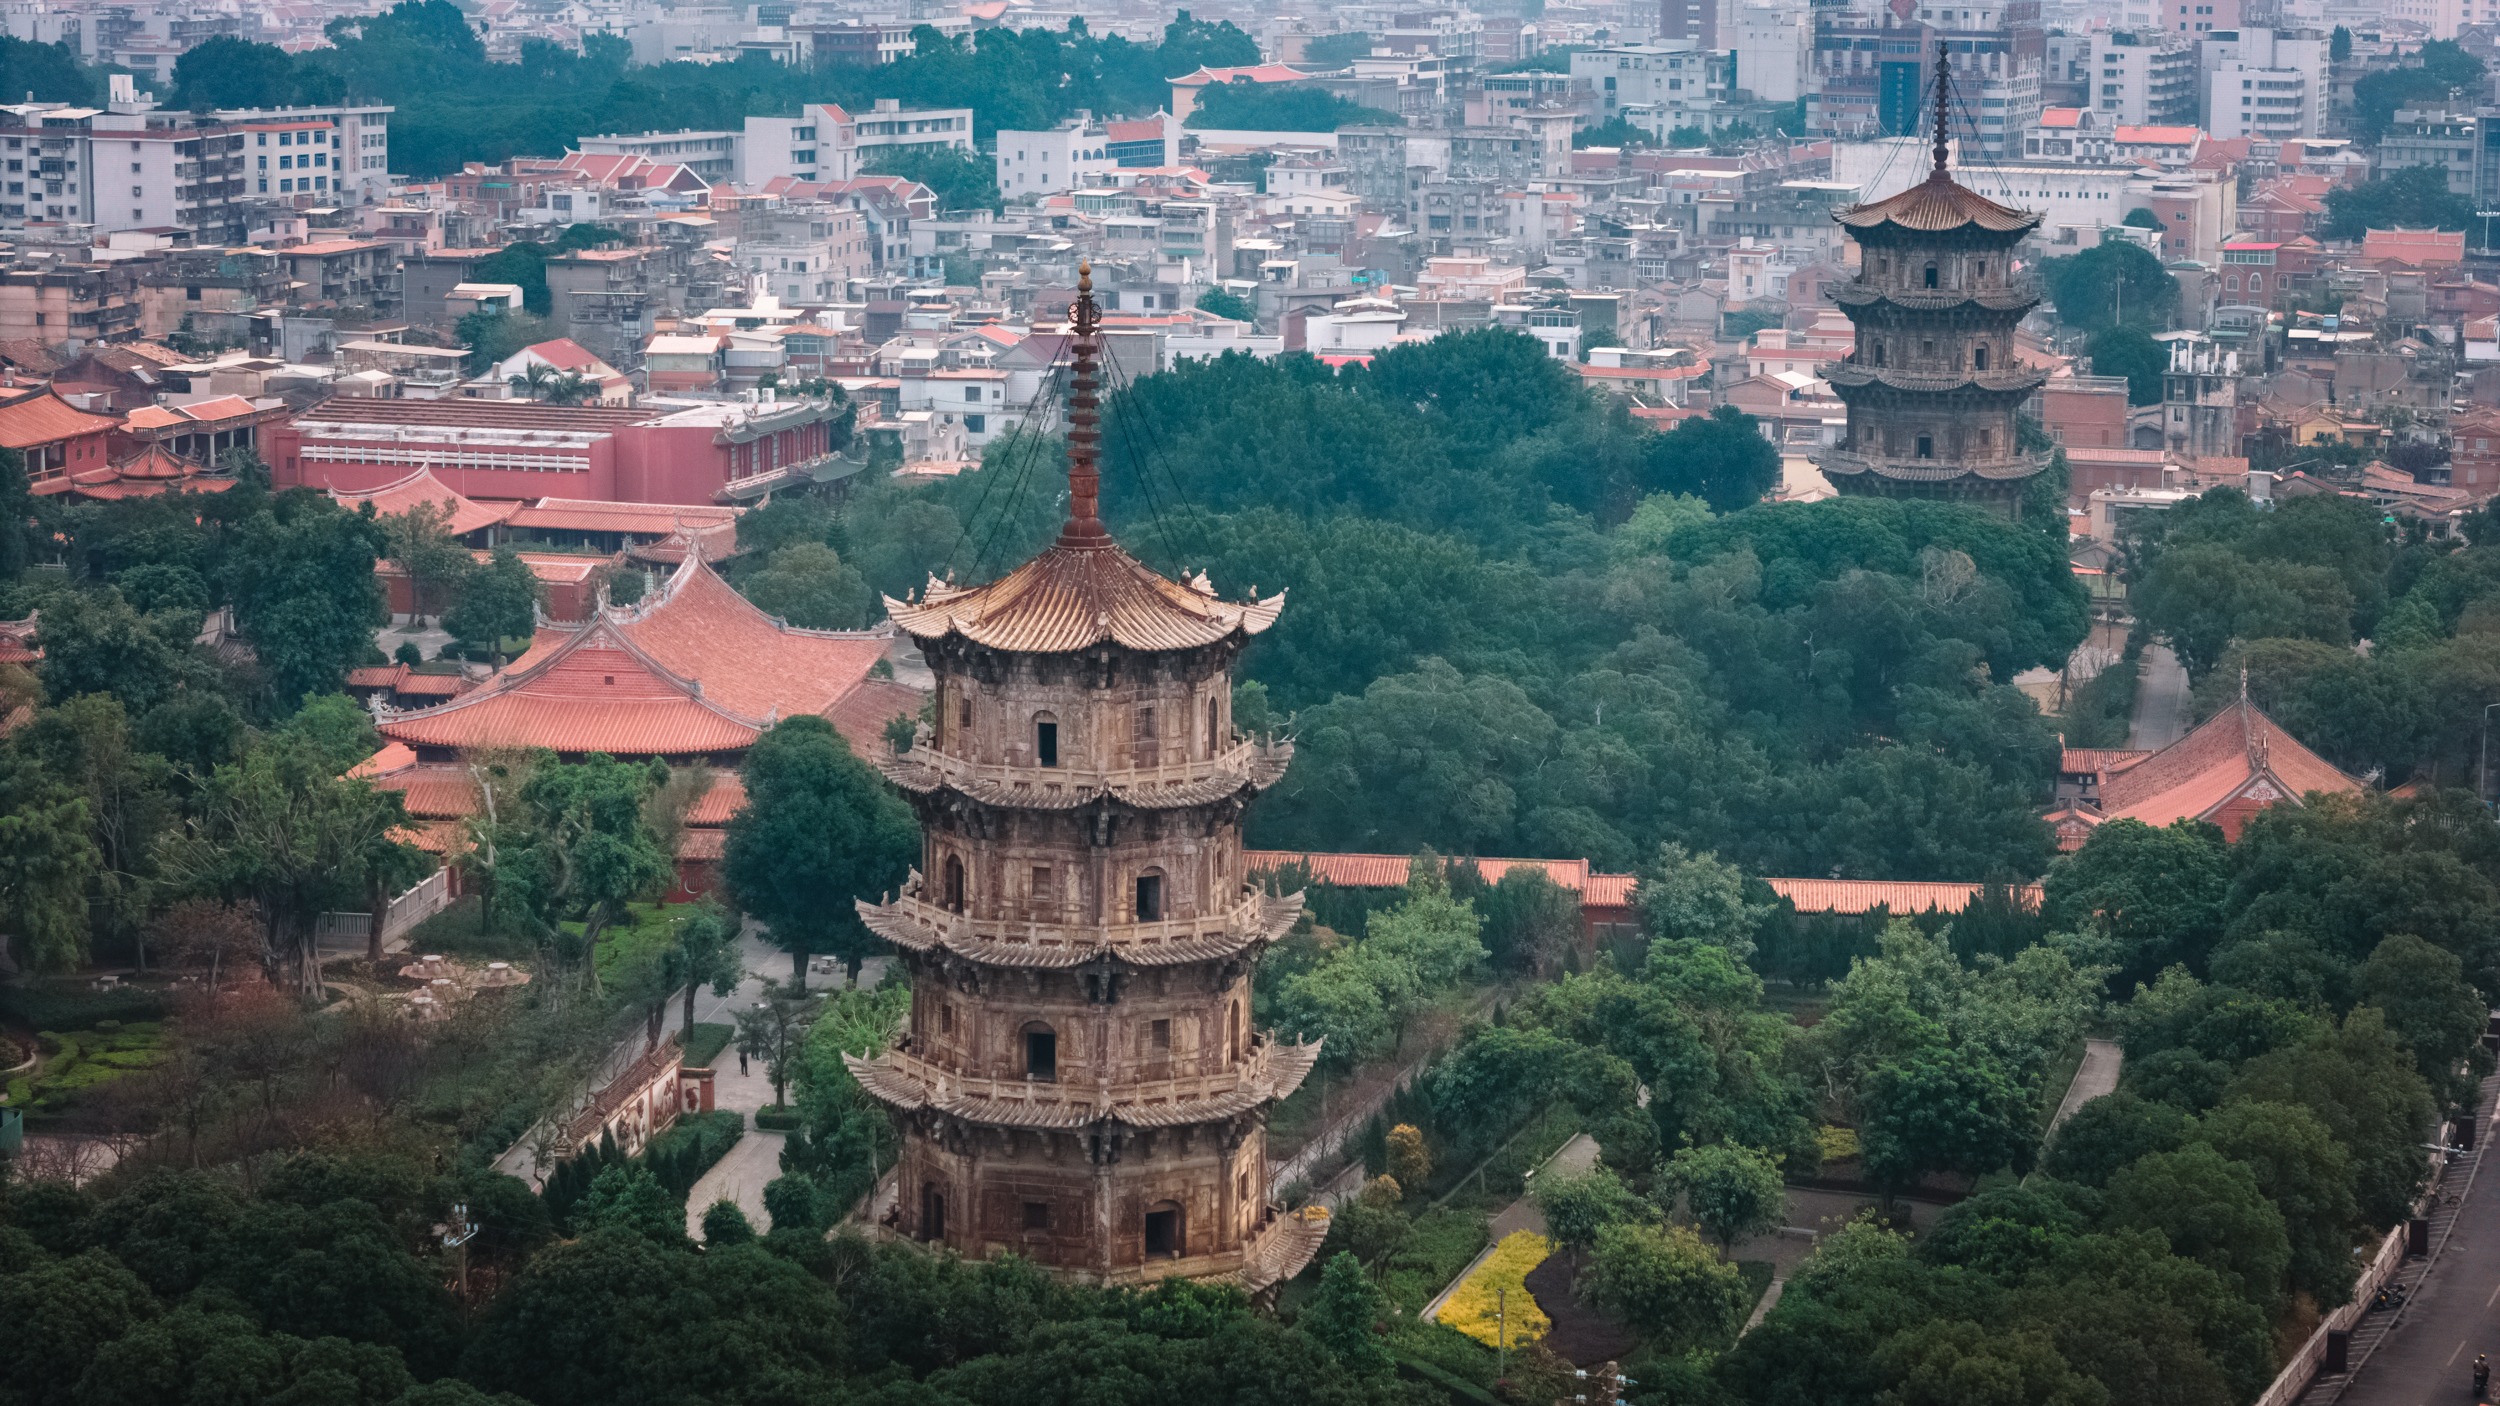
[0, 983, 171, 1031]
[683, 1022, 734, 1069]
[754, 1105, 802, 1132]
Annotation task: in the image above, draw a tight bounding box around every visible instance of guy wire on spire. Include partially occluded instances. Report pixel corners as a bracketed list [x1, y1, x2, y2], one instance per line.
[1060, 259, 1112, 548]
[1932, 39, 1951, 179]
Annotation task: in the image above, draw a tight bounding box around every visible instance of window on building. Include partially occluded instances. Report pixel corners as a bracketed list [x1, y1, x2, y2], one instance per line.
[1023, 1025, 1057, 1082]
[1925, 263, 1939, 288]
[1916, 434, 1934, 458]
[1136, 869, 1165, 922]
[1022, 1200, 1052, 1230]
[1974, 345, 1988, 370]
[1034, 713, 1059, 767]
[1150, 1018, 1171, 1050]
[943, 854, 965, 912]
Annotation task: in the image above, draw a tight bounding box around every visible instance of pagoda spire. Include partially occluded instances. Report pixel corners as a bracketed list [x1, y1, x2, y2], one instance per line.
[1931, 39, 1952, 180]
[1059, 260, 1112, 549]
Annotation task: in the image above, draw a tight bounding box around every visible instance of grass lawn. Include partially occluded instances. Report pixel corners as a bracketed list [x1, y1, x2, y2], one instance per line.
[5, 1021, 168, 1120]
[683, 1022, 734, 1068]
[1381, 1206, 1492, 1314]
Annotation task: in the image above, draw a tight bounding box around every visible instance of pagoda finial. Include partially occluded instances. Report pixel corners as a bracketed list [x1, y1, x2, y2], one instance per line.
[1059, 259, 1111, 549]
[1931, 40, 1951, 180]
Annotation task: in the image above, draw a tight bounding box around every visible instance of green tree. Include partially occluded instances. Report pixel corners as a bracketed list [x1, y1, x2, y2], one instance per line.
[1195, 285, 1257, 323]
[2325, 164, 2478, 239]
[722, 715, 919, 985]
[1663, 1143, 1787, 1251]
[1633, 842, 1764, 960]
[699, 1200, 755, 1245]
[661, 899, 744, 1041]
[571, 1164, 685, 1243]
[1875, 1320, 2106, 1406]
[2227, 1006, 2436, 1227]
[15, 693, 174, 966]
[163, 736, 418, 994]
[1640, 405, 1781, 512]
[2040, 240, 2178, 331]
[0, 750, 101, 973]
[739, 542, 871, 630]
[2331, 25, 2352, 59]
[1299, 1251, 1392, 1375]
[30, 587, 201, 717]
[2086, 325, 2167, 406]
[1535, 1164, 1653, 1257]
[2133, 543, 2353, 680]
[378, 500, 472, 626]
[1858, 1047, 2036, 1191]
[1184, 83, 1399, 131]
[1578, 1221, 1749, 1352]
[2349, 41, 2486, 145]
[1477, 864, 1582, 976]
[2353, 933, 2485, 1097]
[2102, 1143, 2292, 1307]
[168, 36, 299, 108]
[2040, 1091, 2194, 1188]
[228, 495, 389, 708]
[457, 309, 553, 370]
[734, 982, 820, 1108]
[445, 546, 542, 656]
[2197, 1099, 2360, 1306]
[864, 145, 1002, 213]
[2041, 817, 2231, 991]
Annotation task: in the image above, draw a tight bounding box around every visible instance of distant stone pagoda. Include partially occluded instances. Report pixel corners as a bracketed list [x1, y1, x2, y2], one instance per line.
[1817, 49, 2049, 518]
[847, 265, 1329, 1290]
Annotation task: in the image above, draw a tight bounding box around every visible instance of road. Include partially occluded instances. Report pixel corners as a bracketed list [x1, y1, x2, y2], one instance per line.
[2130, 642, 2193, 751]
[2334, 1100, 2498, 1406]
[2046, 1039, 2124, 1137]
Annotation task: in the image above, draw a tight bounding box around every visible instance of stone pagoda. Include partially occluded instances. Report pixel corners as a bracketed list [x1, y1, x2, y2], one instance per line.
[848, 265, 1328, 1289]
[1817, 47, 2049, 519]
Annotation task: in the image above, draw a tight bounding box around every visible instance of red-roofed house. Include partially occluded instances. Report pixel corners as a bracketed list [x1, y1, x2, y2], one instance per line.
[488, 338, 633, 404]
[121, 394, 289, 467]
[330, 466, 518, 540]
[2362, 227, 2466, 271]
[0, 386, 117, 489]
[2045, 695, 2361, 850]
[2114, 125, 2203, 165]
[1169, 64, 1314, 121]
[28, 441, 234, 501]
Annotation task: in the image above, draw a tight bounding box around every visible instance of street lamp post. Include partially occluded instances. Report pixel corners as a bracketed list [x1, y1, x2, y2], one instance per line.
[437, 1201, 477, 1299]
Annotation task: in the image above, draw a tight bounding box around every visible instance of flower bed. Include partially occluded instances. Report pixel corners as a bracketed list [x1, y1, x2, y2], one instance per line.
[1436, 1230, 1553, 1347]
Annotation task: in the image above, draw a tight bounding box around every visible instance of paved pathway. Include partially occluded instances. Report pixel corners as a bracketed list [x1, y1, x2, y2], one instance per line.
[2311, 1080, 2499, 1406]
[2129, 642, 2193, 751]
[2046, 1039, 2124, 1137]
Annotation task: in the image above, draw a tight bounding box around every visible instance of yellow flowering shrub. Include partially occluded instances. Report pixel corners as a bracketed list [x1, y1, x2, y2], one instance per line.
[1816, 1124, 1861, 1164]
[1435, 1230, 1552, 1346]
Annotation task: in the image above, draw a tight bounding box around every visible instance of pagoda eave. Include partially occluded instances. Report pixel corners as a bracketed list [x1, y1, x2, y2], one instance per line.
[1823, 365, 2048, 396]
[875, 740, 1294, 813]
[1815, 447, 2046, 484]
[1829, 285, 2041, 316]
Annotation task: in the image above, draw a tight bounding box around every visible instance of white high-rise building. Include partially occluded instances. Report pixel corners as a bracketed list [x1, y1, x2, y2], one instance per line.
[1734, 3, 1810, 103]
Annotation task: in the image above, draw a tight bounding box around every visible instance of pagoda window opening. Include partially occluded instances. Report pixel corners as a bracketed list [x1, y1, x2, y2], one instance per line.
[1924, 263, 1939, 288]
[1022, 1200, 1052, 1231]
[1227, 1000, 1241, 1062]
[1023, 1024, 1058, 1082]
[943, 854, 966, 912]
[1150, 1017, 1171, 1051]
[921, 1183, 946, 1241]
[1136, 868, 1165, 922]
[1144, 1201, 1184, 1258]
[1916, 434, 1935, 458]
[1034, 712, 1059, 767]
[1205, 696, 1221, 756]
[1973, 344, 1989, 370]
[1976, 260, 1987, 277]
[1871, 341, 1885, 367]
[1031, 865, 1055, 909]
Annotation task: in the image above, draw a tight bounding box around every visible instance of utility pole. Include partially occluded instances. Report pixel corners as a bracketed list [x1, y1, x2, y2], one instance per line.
[1496, 1287, 1507, 1380]
[437, 1202, 477, 1301]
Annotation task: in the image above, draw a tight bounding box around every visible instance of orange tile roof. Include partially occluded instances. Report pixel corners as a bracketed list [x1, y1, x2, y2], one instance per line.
[1837, 169, 2038, 236]
[684, 771, 747, 826]
[346, 740, 418, 778]
[2114, 125, 2200, 145]
[505, 498, 740, 536]
[1245, 850, 1594, 891]
[825, 676, 926, 757]
[889, 539, 1283, 655]
[616, 560, 892, 720]
[378, 623, 766, 757]
[331, 467, 516, 538]
[1762, 877, 2040, 914]
[2092, 697, 2360, 828]
[0, 388, 115, 449]
[677, 828, 727, 861]
[2059, 747, 2151, 775]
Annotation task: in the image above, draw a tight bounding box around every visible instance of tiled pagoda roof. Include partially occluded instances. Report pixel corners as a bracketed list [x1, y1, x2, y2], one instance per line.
[887, 546, 1283, 655]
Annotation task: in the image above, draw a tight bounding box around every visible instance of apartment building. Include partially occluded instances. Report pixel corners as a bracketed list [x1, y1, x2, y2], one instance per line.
[994, 113, 1180, 198]
[212, 104, 393, 204]
[1572, 43, 1725, 116]
[2082, 33, 2199, 126]
[577, 129, 742, 184]
[737, 206, 873, 302]
[2202, 28, 2325, 142]
[545, 246, 657, 372]
[2379, 108, 2478, 196]
[0, 260, 143, 350]
[739, 100, 976, 189]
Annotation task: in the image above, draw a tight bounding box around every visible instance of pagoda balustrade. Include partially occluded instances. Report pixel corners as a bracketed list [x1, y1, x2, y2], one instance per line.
[876, 885, 1271, 952]
[864, 1032, 1308, 1126]
[905, 732, 1291, 797]
[1816, 447, 2042, 483]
